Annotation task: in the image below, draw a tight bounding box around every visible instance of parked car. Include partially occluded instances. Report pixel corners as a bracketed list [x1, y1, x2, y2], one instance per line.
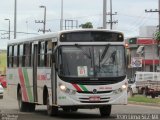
[0, 75, 7, 88]
[0, 84, 4, 99]
[128, 72, 160, 98]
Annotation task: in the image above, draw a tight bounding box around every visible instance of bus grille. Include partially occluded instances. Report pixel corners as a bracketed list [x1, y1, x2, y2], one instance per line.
[77, 90, 112, 94]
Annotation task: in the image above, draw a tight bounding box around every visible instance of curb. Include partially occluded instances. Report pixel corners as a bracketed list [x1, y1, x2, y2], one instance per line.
[128, 101, 160, 107]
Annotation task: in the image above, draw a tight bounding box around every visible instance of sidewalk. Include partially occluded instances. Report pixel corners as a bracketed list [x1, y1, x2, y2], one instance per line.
[0, 90, 18, 110]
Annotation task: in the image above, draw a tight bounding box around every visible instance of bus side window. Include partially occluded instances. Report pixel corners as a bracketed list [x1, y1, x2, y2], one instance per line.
[13, 45, 18, 67]
[7, 46, 9, 67]
[8, 46, 13, 67]
[19, 44, 24, 67]
[38, 41, 45, 67]
[45, 40, 52, 67]
[24, 43, 31, 67]
[30, 43, 33, 67]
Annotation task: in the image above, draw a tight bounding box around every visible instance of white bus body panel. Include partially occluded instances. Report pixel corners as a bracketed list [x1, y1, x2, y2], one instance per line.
[56, 76, 127, 106]
[7, 67, 52, 104]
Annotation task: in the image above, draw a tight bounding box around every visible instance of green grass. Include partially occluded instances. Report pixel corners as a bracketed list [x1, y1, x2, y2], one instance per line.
[0, 51, 7, 75]
[0, 52, 7, 67]
[128, 95, 160, 104]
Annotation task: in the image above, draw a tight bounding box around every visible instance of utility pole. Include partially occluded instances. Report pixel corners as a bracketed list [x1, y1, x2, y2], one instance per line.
[14, 0, 17, 39]
[107, 0, 118, 30]
[103, 0, 107, 29]
[145, 9, 160, 30]
[35, 5, 51, 34]
[145, 0, 160, 72]
[60, 0, 63, 30]
[159, 0, 160, 31]
[4, 19, 10, 40]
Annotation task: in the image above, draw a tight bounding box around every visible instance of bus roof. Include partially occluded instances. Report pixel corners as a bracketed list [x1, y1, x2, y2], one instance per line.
[7, 29, 124, 45]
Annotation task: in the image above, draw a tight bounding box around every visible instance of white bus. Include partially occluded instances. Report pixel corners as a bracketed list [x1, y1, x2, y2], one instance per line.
[7, 29, 127, 117]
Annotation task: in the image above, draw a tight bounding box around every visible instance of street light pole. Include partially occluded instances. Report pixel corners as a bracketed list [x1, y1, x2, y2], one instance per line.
[103, 0, 107, 29]
[40, 5, 46, 34]
[4, 19, 10, 40]
[159, 0, 160, 31]
[110, 0, 113, 29]
[60, 0, 63, 30]
[14, 0, 17, 39]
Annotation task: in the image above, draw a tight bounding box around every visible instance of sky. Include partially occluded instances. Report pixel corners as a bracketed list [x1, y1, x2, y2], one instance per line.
[0, 0, 158, 49]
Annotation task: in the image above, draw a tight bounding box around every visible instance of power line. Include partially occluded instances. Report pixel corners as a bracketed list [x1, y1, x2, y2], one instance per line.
[107, 0, 118, 29]
[145, 0, 160, 31]
[0, 30, 39, 35]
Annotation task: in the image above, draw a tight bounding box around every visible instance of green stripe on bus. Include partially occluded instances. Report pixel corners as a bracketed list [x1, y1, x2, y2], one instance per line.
[79, 84, 88, 92]
[23, 68, 33, 102]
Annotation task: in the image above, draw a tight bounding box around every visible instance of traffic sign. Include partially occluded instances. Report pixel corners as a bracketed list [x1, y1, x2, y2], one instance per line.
[131, 57, 142, 68]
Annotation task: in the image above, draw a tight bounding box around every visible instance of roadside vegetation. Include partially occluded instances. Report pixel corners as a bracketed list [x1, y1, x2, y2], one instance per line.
[128, 95, 160, 104]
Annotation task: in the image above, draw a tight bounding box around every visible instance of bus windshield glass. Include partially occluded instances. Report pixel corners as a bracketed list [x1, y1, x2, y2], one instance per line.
[60, 31, 123, 42]
[58, 45, 125, 79]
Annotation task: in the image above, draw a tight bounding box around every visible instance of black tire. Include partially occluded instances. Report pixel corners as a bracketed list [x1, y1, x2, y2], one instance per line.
[17, 88, 28, 112]
[151, 94, 156, 99]
[99, 105, 111, 117]
[47, 94, 58, 116]
[0, 96, 3, 99]
[71, 108, 78, 112]
[63, 107, 70, 112]
[63, 107, 78, 112]
[28, 103, 35, 112]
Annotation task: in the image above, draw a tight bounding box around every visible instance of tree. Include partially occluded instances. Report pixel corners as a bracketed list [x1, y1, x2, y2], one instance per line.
[79, 22, 93, 28]
[155, 31, 160, 44]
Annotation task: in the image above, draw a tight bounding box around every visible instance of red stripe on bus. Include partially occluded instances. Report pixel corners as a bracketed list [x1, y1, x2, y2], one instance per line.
[72, 84, 82, 91]
[18, 68, 28, 102]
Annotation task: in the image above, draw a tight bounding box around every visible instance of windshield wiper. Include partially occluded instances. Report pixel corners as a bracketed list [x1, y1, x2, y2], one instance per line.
[74, 44, 91, 59]
[100, 44, 110, 62]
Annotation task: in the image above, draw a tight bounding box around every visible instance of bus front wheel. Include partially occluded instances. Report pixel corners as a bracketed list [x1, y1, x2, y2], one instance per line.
[17, 88, 28, 112]
[47, 94, 58, 116]
[99, 105, 111, 117]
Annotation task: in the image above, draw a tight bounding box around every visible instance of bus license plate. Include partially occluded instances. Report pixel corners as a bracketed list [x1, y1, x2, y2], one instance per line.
[89, 96, 100, 101]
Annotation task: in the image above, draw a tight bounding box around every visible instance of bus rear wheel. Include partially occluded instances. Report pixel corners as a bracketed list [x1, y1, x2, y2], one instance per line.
[47, 94, 58, 116]
[18, 88, 28, 112]
[99, 105, 111, 117]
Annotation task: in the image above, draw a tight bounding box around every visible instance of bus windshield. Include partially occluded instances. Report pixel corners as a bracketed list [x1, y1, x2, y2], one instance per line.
[58, 45, 125, 79]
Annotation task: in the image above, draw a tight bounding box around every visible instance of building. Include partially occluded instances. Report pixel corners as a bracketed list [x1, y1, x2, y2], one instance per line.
[126, 37, 159, 79]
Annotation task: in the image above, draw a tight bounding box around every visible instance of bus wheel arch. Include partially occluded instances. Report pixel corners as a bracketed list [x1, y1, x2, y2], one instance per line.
[17, 84, 21, 100]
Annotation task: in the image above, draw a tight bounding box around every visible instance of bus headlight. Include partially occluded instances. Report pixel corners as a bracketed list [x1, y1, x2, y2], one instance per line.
[113, 84, 127, 94]
[59, 84, 76, 95]
[113, 88, 123, 94]
[122, 84, 127, 89]
[60, 84, 66, 91]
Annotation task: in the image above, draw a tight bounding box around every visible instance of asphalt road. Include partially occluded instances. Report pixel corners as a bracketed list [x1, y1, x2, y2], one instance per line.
[1, 90, 160, 120]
